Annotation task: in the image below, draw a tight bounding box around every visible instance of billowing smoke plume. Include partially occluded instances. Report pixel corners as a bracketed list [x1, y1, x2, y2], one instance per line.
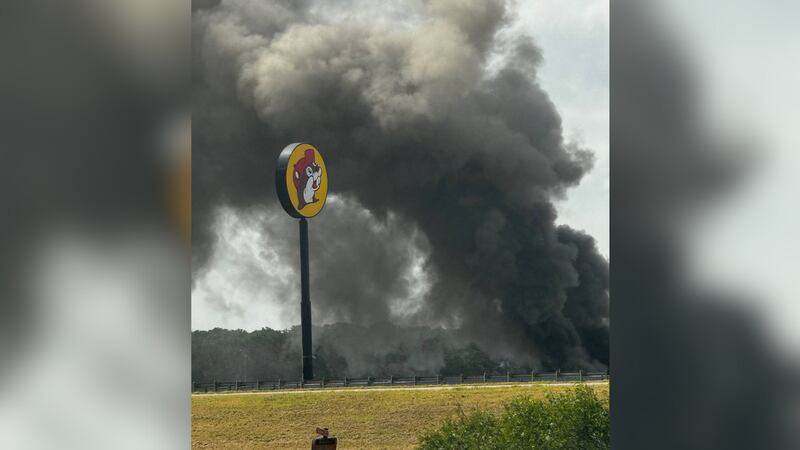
[193, 0, 608, 370]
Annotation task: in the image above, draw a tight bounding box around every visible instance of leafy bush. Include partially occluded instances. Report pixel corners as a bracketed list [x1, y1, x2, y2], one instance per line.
[418, 385, 609, 449]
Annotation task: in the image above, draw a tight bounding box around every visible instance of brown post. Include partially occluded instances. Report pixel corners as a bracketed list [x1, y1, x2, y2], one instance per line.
[312, 427, 337, 450]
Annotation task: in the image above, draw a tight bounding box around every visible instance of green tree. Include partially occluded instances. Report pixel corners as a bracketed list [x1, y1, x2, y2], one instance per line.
[440, 343, 499, 376]
[419, 385, 609, 449]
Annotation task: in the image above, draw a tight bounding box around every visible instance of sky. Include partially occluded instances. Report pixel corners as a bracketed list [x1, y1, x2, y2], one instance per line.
[191, 0, 610, 333]
[516, 0, 609, 259]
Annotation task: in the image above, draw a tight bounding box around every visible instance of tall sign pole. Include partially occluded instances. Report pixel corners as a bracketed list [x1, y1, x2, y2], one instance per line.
[276, 143, 328, 382]
[298, 217, 312, 380]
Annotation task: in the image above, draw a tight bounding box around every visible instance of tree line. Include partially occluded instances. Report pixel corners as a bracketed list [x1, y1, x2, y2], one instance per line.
[192, 323, 521, 381]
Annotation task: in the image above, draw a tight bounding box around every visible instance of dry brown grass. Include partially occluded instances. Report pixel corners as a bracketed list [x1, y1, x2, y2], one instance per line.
[192, 382, 609, 449]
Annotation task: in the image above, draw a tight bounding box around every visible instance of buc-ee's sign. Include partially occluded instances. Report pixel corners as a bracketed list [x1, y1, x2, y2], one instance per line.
[276, 143, 328, 218]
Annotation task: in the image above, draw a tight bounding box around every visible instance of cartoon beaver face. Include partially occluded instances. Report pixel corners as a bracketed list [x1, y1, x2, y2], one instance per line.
[292, 149, 322, 210]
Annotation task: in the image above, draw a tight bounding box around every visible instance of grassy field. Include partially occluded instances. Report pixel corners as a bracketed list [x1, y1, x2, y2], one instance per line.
[192, 382, 609, 449]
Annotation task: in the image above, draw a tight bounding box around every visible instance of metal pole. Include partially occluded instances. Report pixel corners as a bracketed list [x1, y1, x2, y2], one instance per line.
[299, 218, 313, 381]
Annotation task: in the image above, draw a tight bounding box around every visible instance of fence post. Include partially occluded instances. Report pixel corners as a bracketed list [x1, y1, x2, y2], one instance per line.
[277, 378, 281, 390]
[344, 376, 348, 387]
[235, 380, 239, 391]
[531, 370, 535, 382]
[413, 375, 417, 386]
[436, 375, 440, 385]
[459, 374, 463, 384]
[483, 372, 486, 383]
[390, 375, 393, 386]
[213, 380, 217, 393]
[579, 369, 583, 382]
[555, 369, 559, 382]
[506, 371, 510, 383]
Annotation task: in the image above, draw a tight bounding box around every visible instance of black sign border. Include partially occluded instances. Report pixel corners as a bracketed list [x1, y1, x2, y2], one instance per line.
[275, 142, 326, 219]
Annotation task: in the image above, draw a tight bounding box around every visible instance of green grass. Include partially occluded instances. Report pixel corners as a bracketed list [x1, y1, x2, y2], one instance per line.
[192, 382, 609, 449]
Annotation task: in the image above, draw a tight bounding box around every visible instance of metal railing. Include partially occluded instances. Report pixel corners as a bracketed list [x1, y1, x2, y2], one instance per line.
[192, 370, 609, 393]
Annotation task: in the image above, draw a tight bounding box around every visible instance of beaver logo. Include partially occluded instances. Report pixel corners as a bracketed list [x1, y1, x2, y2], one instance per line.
[292, 149, 323, 210]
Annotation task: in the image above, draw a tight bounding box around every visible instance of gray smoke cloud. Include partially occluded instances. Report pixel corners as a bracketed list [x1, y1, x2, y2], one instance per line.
[193, 0, 608, 370]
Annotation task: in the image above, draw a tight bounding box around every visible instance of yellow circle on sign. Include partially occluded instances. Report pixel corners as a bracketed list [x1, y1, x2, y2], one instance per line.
[284, 143, 327, 218]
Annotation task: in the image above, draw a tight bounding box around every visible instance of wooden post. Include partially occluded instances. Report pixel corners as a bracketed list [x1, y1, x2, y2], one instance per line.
[213, 380, 217, 393]
[235, 380, 239, 391]
[436, 375, 440, 385]
[344, 377, 348, 387]
[506, 371, 510, 383]
[460, 374, 464, 384]
[483, 372, 486, 383]
[579, 369, 583, 382]
[531, 370, 535, 382]
[390, 375, 393, 386]
[413, 375, 417, 386]
[555, 369, 560, 382]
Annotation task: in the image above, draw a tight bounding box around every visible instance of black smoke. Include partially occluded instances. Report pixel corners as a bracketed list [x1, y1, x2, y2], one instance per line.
[193, 0, 608, 370]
